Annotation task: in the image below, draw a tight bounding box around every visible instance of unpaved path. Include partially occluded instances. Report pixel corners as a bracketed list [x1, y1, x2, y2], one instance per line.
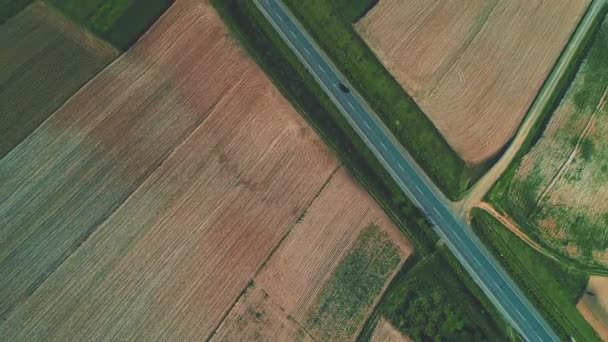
[475, 203, 558, 261]
[456, 0, 607, 215]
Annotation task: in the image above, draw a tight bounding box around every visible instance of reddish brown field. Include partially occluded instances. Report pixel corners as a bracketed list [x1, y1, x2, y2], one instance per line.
[0, 0, 338, 339]
[578, 276, 608, 340]
[214, 168, 413, 341]
[371, 317, 412, 342]
[356, 0, 588, 165]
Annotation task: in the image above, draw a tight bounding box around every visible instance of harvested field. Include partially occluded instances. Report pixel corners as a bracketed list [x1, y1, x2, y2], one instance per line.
[371, 317, 412, 342]
[0, 0, 338, 337]
[505, 17, 608, 265]
[0, 1, 117, 158]
[357, 0, 588, 165]
[213, 284, 314, 341]
[215, 169, 412, 341]
[578, 276, 608, 341]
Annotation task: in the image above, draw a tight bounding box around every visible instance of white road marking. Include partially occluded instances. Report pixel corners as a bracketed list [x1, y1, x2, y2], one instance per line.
[289, 30, 296, 38]
[398, 164, 405, 172]
[304, 47, 311, 56]
[319, 64, 326, 74]
[414, 184, 422, 193]
[348, 102, 355, 110]
[380, 142, 388, 151]
[363, 121, 371, 129]
[433, 208, 441, 216]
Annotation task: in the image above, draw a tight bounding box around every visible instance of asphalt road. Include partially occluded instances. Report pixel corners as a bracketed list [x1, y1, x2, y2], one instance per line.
[254, 0, 560, 340]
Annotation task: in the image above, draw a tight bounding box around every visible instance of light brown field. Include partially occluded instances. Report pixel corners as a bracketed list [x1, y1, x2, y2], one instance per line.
[578, 276, 608, 340]
[371, 317, 412, 342]
[0, 0, 339, 339]
[213, 284, 314, 342]
[356, 0, 588, 165]
[214, 168, 413, 341]
[0, 1, 117, 158]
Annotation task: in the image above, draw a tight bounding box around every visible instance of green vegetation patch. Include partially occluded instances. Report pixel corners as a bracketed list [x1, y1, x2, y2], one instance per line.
[281, 0, 472, 200]
[490, 15, 608, 266]
[306, 225, 402, 340]
[0, 2, 117, 158]
[377, 247, 509, 341]
[45, 0, 173, 49]
[1, 0, 173, 49]
[0, 0, 32, 23]
[471, 209, 598, 341]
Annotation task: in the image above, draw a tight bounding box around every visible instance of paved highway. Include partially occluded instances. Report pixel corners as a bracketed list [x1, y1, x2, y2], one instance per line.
[254, 0, 559, 340]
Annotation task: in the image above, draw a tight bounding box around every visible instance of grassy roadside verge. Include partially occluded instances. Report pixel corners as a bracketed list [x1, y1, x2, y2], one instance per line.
[280, 0, 472, 200]
[212, 1, 511, 339]
[358, 246, 511, 341]
[471, 209, 598, 341]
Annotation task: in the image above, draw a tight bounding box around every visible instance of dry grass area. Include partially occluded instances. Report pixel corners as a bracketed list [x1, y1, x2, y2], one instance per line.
[371, 317, 412, 342]
[356, 0, 588, 165]
[0, 0, 339, 338]
[578, 276, 608, 340]
[214, 169, 412, 341]
[0, 1, 117, 158]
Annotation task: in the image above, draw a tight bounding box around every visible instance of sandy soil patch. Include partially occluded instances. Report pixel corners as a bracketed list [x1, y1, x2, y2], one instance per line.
[371, 317, 412, 342]
[357, 0, 588, 165]
[215, 168, 412, 341]
[0, 0, 338, 339]
[578, 276, 608, 340]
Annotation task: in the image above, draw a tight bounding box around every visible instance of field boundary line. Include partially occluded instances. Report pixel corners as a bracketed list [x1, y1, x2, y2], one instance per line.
[206, 165, 341, 341]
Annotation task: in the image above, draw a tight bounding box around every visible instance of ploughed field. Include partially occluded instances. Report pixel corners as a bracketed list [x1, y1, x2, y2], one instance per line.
[356, 0, 588, 165]
[0, 0, 411, 339]
[0, 1, 117, 158]
[504, 17, 608, 266]
[214, 169, 412, 341]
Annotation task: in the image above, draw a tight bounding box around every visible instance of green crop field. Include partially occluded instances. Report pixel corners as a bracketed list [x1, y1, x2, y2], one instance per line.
[471, 210, 598, 341]
[0, 0, 172, 49]
[490, 15, 608, 267]
[305, 225, 402, 340]
[46, 0, 173, 49]
[0, 1, 117, 159]
[368, 247, 510, 341]
[280, 0, 473, 200]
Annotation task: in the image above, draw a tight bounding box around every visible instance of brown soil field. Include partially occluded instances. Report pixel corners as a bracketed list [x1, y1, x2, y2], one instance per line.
[0, 0, 338, 337]
[578, 276, 608, 340]
[0, 1, 118, 158]
[356, 0, 588, 165]
[213, 284, 315, 341]
[214, 168, 412, 341]
[371, 317, 412, 342]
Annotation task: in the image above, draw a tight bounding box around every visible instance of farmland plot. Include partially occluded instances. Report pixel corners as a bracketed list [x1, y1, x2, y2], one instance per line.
[578, 276, 608, 340]
[1, 0, 338, 325]
[0, 0, 339, 339]
[357, 0, 588, 165]
[0, 1, 117, 158]
[506, 17, 608, 265]
[215, 169, 412, 341]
